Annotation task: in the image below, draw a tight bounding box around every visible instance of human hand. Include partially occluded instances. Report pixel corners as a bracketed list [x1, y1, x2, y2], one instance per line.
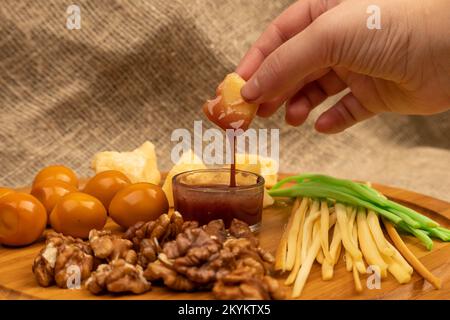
[236, 0, 450, 133]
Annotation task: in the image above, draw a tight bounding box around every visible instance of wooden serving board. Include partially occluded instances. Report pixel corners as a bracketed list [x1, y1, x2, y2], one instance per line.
[0, 178, 449, 300]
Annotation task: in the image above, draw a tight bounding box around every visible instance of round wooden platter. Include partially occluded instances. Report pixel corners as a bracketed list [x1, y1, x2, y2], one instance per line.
[0, 177, 449, 300]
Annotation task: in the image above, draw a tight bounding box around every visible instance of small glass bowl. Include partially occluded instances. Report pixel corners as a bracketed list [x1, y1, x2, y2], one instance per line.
[172, 168, 265, 231]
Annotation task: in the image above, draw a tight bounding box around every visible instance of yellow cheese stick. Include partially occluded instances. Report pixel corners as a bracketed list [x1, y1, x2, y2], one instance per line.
[386, 242, 413, 275]
[352, 222, 366, 274]
[286, 211, 337, 285]
[345, 251, 353, 271]
[300, 201, 320, 263]
[367, 210, 394, 256]
[286, 198, 309, 270]
[316, 249, 324, 265]
[347, 206, 356, 225]
[383, 219, 442, 289]
[275, 198, 300, 271]
[329, 222, 342, 265]
[357, 208, 388, 277]
[292, 223, 322, 297]
[322, 258, 334, 280]
[285, 199, 309, 284]
[320, 200, 332, 262]
[311, 213, 329, 264]
[382, 253, 412, 284]
[352, 265, 363, 292]
[292, 217, 337, 297]
[322, 211, 338, 280]
[336, 203, 362, 260]
[347, 207, 366, 274]
[345, 207, 356, 271]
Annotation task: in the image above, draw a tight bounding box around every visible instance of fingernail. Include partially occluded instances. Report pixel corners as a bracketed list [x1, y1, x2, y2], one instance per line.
[314, 116, 331, 133]
[315, 116, 340, 134]
[241, 77, 261, 102]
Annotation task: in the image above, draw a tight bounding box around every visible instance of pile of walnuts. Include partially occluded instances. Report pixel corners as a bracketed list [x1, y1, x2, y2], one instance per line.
[32, 212, 285, 299]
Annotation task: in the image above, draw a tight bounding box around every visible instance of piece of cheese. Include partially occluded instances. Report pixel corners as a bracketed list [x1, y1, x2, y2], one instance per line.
[162, 150, 207, 207]
[92, 141, 161, 184]
[234, 153, 278, 187]
[263, 188, 275, 208]
[203, 73, 259, 131]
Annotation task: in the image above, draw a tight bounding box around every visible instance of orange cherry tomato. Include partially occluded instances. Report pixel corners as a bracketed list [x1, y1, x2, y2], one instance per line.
[82, 170, 131, 209]
[32, 165, 78, 189]
[0, 188, 14, 200]
[50, 192, 107, 239]
[109, 183, 168, 228]
[31, 180, 77, 217]
[0, 192, 47, 246]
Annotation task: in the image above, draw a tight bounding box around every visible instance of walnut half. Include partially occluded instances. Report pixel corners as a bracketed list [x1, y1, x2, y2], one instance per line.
[86, 259, 151, 295]
[32, 242, 58, 287]
[122, 212, 185, 268]
[213, 270, 285, 300]
[144, 260, 196, 292]
[54, 244, 94, 288]
[89, 229, 137, 264]
[32, 232, 94, 288]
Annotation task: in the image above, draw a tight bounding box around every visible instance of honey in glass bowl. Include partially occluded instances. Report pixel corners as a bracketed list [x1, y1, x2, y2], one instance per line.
[172, 169, 264, 230]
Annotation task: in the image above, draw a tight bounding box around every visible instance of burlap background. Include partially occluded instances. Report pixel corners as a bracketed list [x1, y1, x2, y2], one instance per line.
[0, 0, 449, 200]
